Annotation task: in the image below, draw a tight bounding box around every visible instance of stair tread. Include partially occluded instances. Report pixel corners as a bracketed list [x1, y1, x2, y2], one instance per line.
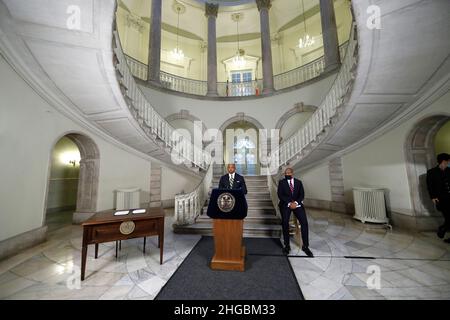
[176, 222, 281, 230]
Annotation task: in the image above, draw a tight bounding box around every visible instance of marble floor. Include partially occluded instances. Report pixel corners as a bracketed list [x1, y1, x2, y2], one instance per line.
[0, 208, 449, 300]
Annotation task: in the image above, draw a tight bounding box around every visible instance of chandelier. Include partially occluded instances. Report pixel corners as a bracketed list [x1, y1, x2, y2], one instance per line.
[232, 13, 246, 69]
[298, 0, 315, 49]
[171, 4, 184, 61]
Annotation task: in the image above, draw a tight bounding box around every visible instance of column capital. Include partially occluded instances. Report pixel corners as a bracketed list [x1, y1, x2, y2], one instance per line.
[256, 0, 272, 11]
[205, 3, 219, 18]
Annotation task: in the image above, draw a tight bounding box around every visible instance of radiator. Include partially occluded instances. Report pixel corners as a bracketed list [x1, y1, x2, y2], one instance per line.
[116, 188, 140, 210]
[353, 187, 389, 224]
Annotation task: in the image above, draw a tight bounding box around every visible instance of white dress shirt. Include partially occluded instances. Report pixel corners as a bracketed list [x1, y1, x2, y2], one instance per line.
[287, 178, 300, 208]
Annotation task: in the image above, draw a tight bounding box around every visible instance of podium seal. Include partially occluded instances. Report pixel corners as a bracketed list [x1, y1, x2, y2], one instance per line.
[217, 192, 235, 213]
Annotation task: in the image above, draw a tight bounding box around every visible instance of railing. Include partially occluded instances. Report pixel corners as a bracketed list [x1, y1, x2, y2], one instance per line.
[174, 164, 213, 225]
[113, 31, 208, 170]
[160, 71, 207, 96]
[274, 57, 325, 91]
[270, 24, 358, 168]
[126, 55, 148, 81]
[273, 42, 349, 91]
[217, 79, 263, 97]
[124, 42, 349, 97]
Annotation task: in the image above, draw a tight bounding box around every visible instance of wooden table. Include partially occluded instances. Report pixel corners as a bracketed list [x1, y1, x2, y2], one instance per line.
[81, 207, 165, 281]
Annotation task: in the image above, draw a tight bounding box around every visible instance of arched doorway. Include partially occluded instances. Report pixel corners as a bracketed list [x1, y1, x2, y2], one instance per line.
[405, 115, 450, 228]
[44, 133, 100, 228]
[219, 114, 264, 176]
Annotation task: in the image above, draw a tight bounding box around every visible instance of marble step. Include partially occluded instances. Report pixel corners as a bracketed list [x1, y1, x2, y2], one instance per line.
[202, 206, 275, 216]
[197, 214, 280, 225]
[205, 198, 274, 207]
[173, 221, 282, 238]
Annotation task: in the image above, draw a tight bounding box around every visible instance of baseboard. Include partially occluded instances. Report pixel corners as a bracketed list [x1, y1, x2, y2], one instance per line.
[162, 199, 175, 209]
[46, 205, 76, 214]
[303, 198, 331, 211]
[389, 211, 443, 232]
[0, 226, 47, 261]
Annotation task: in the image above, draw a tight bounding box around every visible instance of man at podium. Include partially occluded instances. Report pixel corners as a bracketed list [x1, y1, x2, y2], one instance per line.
[219, 164, 247, 195]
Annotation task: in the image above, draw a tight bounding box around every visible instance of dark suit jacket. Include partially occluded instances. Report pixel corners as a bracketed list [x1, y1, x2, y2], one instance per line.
[277, 178, 305, 208]
[219, 173, 247, 195]
[426, 166, 450, 200]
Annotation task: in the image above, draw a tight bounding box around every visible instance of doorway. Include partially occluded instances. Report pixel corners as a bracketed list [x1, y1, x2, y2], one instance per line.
[405, 115, 450, 228]
[223, 121, 260, 175]
[44, 133, 100, 229]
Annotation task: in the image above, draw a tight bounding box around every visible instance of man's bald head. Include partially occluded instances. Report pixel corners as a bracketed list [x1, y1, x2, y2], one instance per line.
[227, 164, 236, 174]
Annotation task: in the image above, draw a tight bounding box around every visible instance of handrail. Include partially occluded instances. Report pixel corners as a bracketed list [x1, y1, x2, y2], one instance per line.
[267, 174, 281, 220]
[174, 163, 213, 225]
[113, 30, 208, 170]
[270, 23, 358, 169]
[123, 42, 349, 97]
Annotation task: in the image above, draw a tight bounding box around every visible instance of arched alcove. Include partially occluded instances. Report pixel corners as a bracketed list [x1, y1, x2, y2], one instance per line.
[44, 132, 100, 226]
[275, 103, 317, 143]
[405, 115, 450, 223]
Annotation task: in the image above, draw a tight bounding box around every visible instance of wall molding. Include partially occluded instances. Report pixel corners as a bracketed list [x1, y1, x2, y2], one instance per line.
[0, 226, 47, 261]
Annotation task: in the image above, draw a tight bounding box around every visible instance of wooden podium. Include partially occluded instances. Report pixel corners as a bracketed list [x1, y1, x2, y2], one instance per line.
[211, 219, 246, 271]
[207, 189, 248, 272]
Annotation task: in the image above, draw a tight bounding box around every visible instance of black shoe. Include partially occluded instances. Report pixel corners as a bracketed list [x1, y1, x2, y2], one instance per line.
[282, 246, 291, 255]
[302, 246, 314, 257]
[444, 238, 450, 244]
[437, 226, 446, 239]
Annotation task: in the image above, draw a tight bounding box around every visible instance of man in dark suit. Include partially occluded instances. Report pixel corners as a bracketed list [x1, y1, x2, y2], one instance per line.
[277, 167, 313, 257]
[426, 153, 450, 243]
[219, 164, 247, 195]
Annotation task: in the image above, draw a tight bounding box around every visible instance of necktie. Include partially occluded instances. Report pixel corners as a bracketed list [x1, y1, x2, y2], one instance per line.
[229, 175, 234, 189]
[289, 179, 294, 194]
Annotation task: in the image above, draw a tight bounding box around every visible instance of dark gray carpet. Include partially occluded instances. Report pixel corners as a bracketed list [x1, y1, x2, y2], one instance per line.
[155, 236, 304, 300]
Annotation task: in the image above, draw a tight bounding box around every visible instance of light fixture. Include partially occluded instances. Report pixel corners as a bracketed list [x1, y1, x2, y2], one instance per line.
[170, 3, 184, 61]
[298, 0, 315, 49]
[60, 151, 80, 167]
[232, 13, 246, 69]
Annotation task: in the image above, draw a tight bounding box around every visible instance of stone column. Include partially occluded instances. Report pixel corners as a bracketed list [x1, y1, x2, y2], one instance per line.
[329, 157, 347, 213]
[147, 0, 162, 84]
[150, 164, 162, 208]
[205, 3, 219, 96]
[256, 0, 275, 94]
[320, 0, 341, 72]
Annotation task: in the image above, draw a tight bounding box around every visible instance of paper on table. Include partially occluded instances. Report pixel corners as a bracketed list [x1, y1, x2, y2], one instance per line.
[114, 210, 129, 216]
[132, 209, 146, 214]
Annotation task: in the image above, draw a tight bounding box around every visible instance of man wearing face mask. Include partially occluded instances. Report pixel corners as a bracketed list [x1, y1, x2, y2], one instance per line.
[277, 168, 313, 256]
[426, 153, 450, 243]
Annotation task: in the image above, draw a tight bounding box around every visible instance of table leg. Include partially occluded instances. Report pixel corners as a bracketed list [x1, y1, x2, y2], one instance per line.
[95, 243, 99, 259]
[119, 240, 122, 250]
[115, 241, 118, 258]
[81, 245, 87, 281]
[158, 231, 164, 264]
[81, 227, 88, 281]
[143, 237, 146, 254]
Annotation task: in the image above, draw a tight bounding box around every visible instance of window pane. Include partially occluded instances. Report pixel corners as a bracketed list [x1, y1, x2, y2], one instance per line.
[243, 72, 252, 82]
[231, 73, 241, 83]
